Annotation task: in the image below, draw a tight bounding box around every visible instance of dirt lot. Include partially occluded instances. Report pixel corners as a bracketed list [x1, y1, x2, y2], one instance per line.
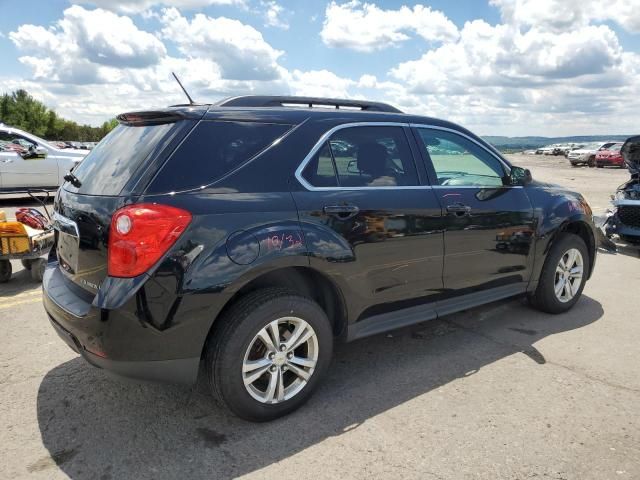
[1, 156, 639, 479]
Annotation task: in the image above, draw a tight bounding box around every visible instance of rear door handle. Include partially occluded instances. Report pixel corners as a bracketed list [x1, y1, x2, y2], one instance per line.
[323, 204, 360, 219]
[446, 203, 471, 216]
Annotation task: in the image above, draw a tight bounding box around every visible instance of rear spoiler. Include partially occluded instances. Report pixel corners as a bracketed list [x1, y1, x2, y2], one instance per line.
[117, 107, 207, 126]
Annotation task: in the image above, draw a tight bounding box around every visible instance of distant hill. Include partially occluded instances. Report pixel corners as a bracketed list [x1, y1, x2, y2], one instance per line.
[483, 135, 633, 152]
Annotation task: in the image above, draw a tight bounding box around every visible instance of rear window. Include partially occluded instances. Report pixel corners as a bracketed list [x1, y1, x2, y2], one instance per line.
[70, 123, 174, 195]
[148, 121, 291, 193]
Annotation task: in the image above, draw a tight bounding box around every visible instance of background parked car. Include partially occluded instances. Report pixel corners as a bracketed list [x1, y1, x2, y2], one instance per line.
[0, 123, 89, 192]
[567, 141, 617, 167]
[595, 143, 624, 168]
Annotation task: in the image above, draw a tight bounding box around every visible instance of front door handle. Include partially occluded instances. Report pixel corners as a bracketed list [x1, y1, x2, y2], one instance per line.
[446, 203, 471, 217]
[323, 204, 360, 219]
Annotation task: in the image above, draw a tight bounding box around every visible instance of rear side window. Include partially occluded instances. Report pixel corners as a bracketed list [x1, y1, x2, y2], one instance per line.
[148, 121, 291, 193]
[301, 126, 418, 188]
[70, 123, 174, 196]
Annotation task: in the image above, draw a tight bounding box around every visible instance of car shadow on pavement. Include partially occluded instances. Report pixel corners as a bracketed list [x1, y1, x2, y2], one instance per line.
[35, 295, 603, 480]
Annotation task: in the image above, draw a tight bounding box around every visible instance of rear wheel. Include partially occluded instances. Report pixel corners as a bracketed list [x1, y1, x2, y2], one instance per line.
[587, 156, 595, 167]
[529, 233, 589, 314]
[0, 260, 11, 283]
[204, 288, 333, 421]
[30, 258, 46, 282]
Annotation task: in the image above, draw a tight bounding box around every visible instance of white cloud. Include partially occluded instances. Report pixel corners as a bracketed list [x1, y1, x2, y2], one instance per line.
[262, 1, 289, 30]
[75, 0, 245, 15]
[287, 69, 356, 98]
[491, 0, 640, 34]
[321, 1, 459, 52]
[390, 20, 624, 94]
[159, 7, 284, 81]
[9, 5, 166, 84]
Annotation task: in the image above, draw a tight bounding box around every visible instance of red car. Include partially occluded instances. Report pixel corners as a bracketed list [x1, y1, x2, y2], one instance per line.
[595, 142, 624, 167]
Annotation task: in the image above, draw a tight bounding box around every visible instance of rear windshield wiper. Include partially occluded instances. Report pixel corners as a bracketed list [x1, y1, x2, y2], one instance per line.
[64, 172, 82, 187]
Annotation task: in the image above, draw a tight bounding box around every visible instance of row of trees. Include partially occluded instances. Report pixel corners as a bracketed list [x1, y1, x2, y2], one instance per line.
[0, 90, 118, 142]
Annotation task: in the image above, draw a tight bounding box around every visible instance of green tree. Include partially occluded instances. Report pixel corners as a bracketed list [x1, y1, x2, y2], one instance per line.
[0, 89, 118, 141]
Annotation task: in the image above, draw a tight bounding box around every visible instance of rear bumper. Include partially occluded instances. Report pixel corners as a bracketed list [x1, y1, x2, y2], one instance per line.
[48, 315, 199, 383]
[43, 262, 200, 385]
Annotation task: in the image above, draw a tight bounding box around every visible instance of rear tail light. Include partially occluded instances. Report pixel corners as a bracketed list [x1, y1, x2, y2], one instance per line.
[108, 203, 192, 278]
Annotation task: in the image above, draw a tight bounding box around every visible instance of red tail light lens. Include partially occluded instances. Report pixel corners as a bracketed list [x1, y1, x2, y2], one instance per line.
[108, 203, 192, 278]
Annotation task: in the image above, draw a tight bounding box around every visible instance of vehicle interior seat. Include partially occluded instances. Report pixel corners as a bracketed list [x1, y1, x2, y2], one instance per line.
[346, 142, 397, 187]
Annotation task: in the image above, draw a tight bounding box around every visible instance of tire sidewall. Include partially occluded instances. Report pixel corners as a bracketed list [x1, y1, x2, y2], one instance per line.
[213, 294, 333, 421]
[0, 260, 12, 283]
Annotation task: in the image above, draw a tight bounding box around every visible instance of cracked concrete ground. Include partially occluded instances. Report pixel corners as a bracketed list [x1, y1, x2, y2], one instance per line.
[0, 154, 639, 479]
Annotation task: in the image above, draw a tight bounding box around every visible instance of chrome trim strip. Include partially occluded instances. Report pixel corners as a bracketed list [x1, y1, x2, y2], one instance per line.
[294, 121, 517, 192]
[431, 185, 522, 189]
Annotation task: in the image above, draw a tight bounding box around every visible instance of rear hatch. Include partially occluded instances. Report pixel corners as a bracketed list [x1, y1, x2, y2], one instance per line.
[53, 110, 201, 295]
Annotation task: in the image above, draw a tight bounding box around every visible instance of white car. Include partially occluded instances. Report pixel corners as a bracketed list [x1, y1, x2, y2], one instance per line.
[0, 123, 89, 192]
[567, 141, 617, 167]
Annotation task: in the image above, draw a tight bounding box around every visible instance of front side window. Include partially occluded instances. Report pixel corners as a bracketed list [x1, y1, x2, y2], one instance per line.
[301, 126, 419, 188]
[416, 129, 505, 187]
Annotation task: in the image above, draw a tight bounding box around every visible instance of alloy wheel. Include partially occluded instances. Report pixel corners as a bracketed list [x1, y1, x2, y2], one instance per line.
[554, 248, 584, 303]
[242, 317, 319, 404]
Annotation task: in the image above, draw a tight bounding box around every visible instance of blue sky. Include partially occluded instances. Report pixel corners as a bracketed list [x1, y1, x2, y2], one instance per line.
[1, 0, 639, 136]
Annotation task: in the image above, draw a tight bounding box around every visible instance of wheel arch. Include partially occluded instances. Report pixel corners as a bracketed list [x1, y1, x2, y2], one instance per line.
[199, 265, 348, 362]
[555, 220, 596, 279]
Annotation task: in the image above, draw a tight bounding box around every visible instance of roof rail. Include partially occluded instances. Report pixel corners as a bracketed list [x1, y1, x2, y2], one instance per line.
[216, 95, 403, 113]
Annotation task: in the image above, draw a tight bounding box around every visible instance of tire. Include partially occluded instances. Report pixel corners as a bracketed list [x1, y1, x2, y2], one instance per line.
[529, 233, 589, 314]
[21, 259, 32, 270]
[587, 156, 595, 167]
[30, 258, 46, 282]
[204, 288, 333, 421]
[0, 260, 11, 283]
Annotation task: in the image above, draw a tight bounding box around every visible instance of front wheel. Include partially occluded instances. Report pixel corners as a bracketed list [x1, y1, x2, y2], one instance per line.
[204, 288, 333, 421]
[529, 233, 589, 314]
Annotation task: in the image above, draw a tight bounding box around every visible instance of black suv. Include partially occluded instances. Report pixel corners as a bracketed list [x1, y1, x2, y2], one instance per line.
[44, 96, 597, 421]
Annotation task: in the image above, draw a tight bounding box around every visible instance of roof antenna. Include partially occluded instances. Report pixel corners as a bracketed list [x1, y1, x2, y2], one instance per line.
[172, 72, 195, 105]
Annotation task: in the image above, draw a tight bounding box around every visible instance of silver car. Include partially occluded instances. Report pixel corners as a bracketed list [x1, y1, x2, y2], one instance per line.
[567, 141, 617, 167]
[0, 123, 89, 192]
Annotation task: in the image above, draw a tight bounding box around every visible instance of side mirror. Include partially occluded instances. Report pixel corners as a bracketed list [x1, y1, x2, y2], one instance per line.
[508, 166, 532, 186]
[22, 145, 47, 159]
[34, 146, 48, 158]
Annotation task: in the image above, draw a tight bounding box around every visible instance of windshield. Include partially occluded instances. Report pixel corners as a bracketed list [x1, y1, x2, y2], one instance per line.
[16, 129, 55, 150]
[68, 122, 174, 195]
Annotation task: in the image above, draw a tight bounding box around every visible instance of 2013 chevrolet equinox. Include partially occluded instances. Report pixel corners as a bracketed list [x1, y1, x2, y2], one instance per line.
[43, 96, 597, 421]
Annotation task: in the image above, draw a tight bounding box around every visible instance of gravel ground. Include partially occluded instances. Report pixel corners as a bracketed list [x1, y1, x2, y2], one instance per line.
[0, 154, 638, 480]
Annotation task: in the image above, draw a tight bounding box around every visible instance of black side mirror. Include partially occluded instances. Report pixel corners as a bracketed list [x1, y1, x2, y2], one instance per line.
[508, 166, 532, 186]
